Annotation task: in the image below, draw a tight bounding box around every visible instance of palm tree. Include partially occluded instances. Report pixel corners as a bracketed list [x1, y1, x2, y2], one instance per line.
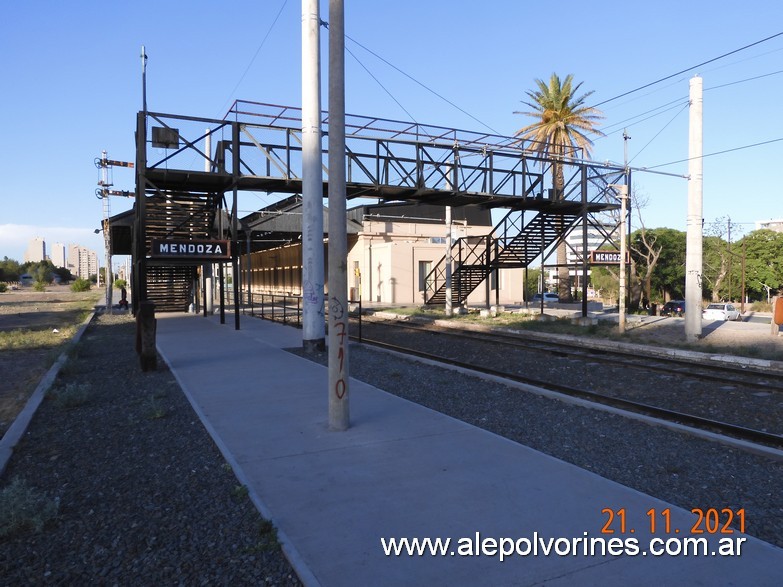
[515, 73, 604, 302]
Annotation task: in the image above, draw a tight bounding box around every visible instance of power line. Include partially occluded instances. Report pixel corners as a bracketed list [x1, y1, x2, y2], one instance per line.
[345, 45, 420, 123]
[592, 31, 783, 108]
[338, 29, 501, 134]
[644, 137, 783, 170]
[600, 98, 689, 137]
[628, 103, 689, 164]
[216, 0, 289, 117]
[706, 69, 783, 91]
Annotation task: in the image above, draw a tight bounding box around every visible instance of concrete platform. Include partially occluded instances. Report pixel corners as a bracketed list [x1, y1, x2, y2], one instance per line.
[156, 313, 783, 586]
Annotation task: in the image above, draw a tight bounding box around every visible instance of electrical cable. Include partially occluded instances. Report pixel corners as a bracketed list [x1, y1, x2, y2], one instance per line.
[216, 0, 289, 117]
[628, 102, 689, 164]
[644, 137, 783, 170]
[335, 27, 501, 135]
[599, 99, 689, 138]
[706, 69, 783, 91]
[345, 45, 420, 123]
[592, 31, 783, 108]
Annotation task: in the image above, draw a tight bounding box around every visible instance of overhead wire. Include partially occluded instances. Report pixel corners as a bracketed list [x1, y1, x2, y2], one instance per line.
[592, 31, 783, 108]
[643, 137, 783, 170]
[215, 0, 289, 118]
[599, 99, 689, 137]
[339, 29, 501, 135]
[628, 103, 690, 164]
[344, 44, 420, 123]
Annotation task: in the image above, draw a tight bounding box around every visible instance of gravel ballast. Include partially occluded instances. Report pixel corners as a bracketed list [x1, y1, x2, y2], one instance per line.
[294, 339, 783, 549]
[3, 310, 782, 583]
[0, 313, 301, 585]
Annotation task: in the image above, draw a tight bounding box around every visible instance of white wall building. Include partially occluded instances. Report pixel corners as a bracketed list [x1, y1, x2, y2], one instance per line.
[24, 237, 46, 263]
[51, 242, 67, 268]
[755, 219, 783, 232]
[68, 244, 99, 279]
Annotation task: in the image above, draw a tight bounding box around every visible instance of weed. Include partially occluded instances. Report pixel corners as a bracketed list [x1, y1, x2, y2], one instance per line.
[231, 484, 249, 500]
[51, 383, 91, 409]
[0, 477, 59, 538]
[147, 395, 168, 420]
[255, 519, 280, 551]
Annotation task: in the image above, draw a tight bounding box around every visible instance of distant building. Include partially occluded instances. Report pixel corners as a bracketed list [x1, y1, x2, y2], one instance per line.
[51, 242, 67, 268]
[755, 219, 783, 233]
[68, 244, 99, 279]
[24, 237, 46, 263]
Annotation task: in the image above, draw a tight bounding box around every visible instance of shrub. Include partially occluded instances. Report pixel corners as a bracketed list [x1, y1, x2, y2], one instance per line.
[0, 477, 59, 538]
[0, 283, 7, 293]
[70, 278, 91, 292]
[113, 278, 127, 289]
[33, 281, 47, 292]
[51, 383, 91, 409]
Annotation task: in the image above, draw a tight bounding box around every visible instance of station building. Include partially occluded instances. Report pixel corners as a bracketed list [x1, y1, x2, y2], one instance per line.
[238, 196, 525, 307]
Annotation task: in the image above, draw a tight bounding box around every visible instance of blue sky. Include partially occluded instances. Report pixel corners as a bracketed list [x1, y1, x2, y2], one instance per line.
[2, 0, 782, 265]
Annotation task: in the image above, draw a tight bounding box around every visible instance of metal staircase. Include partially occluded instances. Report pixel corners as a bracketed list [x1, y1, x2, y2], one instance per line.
[424, 209, 582, 305]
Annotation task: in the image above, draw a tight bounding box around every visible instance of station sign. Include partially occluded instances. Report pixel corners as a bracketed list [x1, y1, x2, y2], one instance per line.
[151, 239, 231, 260]
[590, 250, 629, 264]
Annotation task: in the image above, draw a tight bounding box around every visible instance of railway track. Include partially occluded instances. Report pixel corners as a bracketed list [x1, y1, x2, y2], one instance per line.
[352, 317, 783, 450]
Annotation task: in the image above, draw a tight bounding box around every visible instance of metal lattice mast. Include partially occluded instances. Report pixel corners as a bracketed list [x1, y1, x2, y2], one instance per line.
[98, 151, 113, 313]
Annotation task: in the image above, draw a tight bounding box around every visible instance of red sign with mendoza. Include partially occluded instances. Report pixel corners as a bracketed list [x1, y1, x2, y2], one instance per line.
[151, 239, 231, 261]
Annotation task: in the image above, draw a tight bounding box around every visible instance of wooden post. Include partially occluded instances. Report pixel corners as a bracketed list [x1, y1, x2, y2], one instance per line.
[136, 300, 157, 371]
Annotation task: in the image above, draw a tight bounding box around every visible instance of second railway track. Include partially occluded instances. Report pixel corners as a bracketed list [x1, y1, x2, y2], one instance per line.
[353, 317, 783, 450]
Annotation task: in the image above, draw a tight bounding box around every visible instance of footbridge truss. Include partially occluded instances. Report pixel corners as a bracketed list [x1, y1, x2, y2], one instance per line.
[132, 100, 628, 312]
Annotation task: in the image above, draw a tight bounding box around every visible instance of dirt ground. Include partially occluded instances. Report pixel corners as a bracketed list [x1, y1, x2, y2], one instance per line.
[621, 313, 783, 361]
[0, 285, 102, 436]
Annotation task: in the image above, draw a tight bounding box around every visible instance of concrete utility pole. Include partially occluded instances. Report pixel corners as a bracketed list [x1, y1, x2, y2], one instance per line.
[445, 205, 453, 316]
[328, 0, 349, 430]
[617, 184, 628, 333]
[617, 129, 631, 333]
[203, 129, 214, 315]
[685, 76, 703, 342]
[444, 160, 454, 316]
[301, 0, 326, 352]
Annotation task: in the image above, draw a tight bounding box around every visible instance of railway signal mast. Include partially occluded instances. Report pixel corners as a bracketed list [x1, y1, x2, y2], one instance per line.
[96, 151, 134, 314]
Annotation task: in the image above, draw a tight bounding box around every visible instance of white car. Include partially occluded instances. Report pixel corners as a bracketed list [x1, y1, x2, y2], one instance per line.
[531, 293, 559, 303]
[702, 303, 741, 321]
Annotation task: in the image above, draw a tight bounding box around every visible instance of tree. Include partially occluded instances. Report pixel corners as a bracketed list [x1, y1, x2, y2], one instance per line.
[641, 228, 686, 301]
[22, 260, 57, 286]
[515, 73, 604, 302]
[741, 229, 783, 301]
[0, 257, 22, 282]
[524, 267, 542, 300]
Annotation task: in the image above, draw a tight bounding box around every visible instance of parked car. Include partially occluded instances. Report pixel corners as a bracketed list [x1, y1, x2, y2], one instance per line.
[702, 302, 741, 321]
[531, 292, 559, 303]
[661, 300, 685, 317]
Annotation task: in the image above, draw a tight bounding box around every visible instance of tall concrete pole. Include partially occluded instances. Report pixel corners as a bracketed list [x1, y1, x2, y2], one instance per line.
[617, 184, 628, 333]
[302, 0, 325, 351]
[685, 76, 703, 342]
[204, 129, 214, 315]
[328, 0, 349, 430]
[444, 160, 454, 315]
[445, 204, 453, 316]
[617, 130, 630, 333]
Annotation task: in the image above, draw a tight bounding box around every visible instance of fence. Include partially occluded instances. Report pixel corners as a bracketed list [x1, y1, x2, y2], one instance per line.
[225, 289, 363, 340]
